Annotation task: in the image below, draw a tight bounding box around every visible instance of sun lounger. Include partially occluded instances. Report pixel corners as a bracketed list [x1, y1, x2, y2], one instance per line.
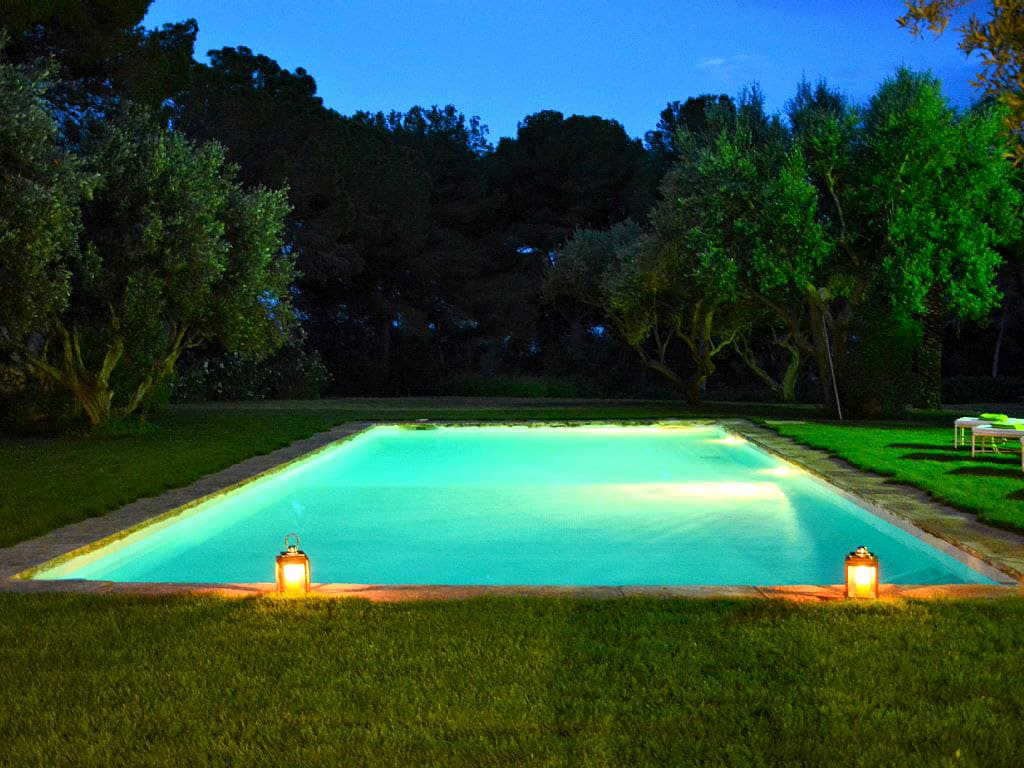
[954, 415, 1024, 447]
[970, 424, 1024, 471]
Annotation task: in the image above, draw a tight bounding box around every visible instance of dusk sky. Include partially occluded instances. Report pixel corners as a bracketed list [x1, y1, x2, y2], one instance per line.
[143, 0, 982, 141]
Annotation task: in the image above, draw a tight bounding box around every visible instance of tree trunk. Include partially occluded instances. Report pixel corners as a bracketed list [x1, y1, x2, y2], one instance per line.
[733, 333, 801, 403]
[992, 295, 1008, 378]
[121, 326, 190, 417]
[686, 349, 714, 406]
[649, 358, 696, 402]
[807, 296, 839, 417]
[779, 342, 801, 403]
[684, 374, 704, 405]
[25, 322, 123, 427]
[915, 286, 945, 409]
[677, 306, 734, 406]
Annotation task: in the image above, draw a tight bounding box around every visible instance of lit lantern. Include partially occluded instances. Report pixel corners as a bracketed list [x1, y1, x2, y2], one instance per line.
[845, 545, 879, 599]
[275, 533, 311, 594]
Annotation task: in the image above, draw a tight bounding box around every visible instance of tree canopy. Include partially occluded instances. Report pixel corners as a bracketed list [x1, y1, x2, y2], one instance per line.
[899, 0, 1024, 165]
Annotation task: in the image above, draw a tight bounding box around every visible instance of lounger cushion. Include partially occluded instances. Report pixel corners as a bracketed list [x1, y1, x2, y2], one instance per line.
[980, 413, 1009, 421]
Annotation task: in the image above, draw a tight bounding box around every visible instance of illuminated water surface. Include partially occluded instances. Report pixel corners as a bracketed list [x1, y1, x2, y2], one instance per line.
[36, 425, 994, 585]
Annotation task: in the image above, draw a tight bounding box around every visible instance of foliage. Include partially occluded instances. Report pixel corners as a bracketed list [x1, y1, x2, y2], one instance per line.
[640, 88, 829, 403]
[491, 111, 654, 255]
[0, 52, 92, 353]
[173, 48, 520, 393]
[3, 5, 1023, 408]
[0, 0, 196, 135]
[844, 310, 922, 416]
[859, 69, 1021, 407]
[899, 0, 1024, 164]
[18, 109, 296, 426]
[862, 69, 1020, 319]
[779, 72, 1022, 413]
[644, 93, 736, 174]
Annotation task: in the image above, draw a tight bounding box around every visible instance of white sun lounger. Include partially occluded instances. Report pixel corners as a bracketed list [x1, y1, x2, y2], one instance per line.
[970, 424, 1024, 471]
[954, 416, 1024, 447]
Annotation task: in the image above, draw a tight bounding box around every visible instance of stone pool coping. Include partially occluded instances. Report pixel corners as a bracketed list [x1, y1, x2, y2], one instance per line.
[3, 418, 1023, 600]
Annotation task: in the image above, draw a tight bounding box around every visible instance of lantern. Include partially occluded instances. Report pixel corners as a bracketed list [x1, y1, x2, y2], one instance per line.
[275, 533, 311, 594]
[845, 545, 879, 599]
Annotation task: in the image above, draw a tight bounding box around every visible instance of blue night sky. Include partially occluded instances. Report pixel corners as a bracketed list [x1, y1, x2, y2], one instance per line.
[144, 0, 982, 141]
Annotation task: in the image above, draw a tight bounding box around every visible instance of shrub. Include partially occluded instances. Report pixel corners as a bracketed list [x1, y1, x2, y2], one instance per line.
[844, 310, 921, 417]
[173, 344, 331, 402]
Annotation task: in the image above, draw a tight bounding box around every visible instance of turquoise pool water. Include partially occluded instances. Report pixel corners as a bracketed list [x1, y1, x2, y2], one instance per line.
[35, 424, 995, 585]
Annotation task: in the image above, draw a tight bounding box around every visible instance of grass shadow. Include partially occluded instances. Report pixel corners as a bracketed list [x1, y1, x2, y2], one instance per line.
[898, 452, 974, 463]
[888, 442, 951, 451]
[948, 465, 1021, 478]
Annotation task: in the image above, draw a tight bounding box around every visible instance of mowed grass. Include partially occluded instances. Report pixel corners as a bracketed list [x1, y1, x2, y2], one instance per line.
[2, 594, 1023, 767]
[0, 399, 813, 548]
[769, 422, 1024, 530]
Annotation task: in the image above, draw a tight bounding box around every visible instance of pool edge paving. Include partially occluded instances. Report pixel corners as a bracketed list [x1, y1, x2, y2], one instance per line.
[2, 418, 1023, 600]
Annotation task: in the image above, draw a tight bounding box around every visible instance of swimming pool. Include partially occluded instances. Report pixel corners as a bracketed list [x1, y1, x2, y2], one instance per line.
[34, 424, 996, 586]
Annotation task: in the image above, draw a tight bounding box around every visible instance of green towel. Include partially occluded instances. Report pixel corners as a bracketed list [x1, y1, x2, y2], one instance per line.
[980, 413, 1009, 421]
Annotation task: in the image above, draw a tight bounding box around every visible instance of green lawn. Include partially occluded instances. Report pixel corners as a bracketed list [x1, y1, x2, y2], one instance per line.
[0, 399, 814, 549]
[767, 422, 1024, 531]
[2, 594, 1023, 767]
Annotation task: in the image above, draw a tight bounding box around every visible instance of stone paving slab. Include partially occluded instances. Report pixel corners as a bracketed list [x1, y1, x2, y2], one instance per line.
[3, 417, 1023, 601]
[5, 578, 1020, 601]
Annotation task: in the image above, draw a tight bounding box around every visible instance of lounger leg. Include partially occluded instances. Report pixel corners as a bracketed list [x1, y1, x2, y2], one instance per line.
[972, 433, 976, 458]
[954, 426, 958, 448]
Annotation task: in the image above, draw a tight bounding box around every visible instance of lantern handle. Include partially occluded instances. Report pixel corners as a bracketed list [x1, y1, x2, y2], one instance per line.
[284, 532, 301, 552]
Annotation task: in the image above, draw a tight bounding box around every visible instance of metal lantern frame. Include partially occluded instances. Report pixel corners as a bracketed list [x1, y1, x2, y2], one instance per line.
[845, 545, 879, 599]
[275, 533, 311, 594]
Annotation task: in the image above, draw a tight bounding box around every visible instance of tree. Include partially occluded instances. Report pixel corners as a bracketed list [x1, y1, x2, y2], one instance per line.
[490, 111, 653, 256]
[174, 47, 438, 393]
[899, 0, 1024, 164]
[1, 1, 197, 136]
[546, 215, 740, 405]
[490, 110, 656, 378]
[644, 94, 735, 175]
[18, 110, 295, 426]
[860, 69, 1020, 407]
[646, 87, 825, 404]
[783, 71, 1020, 413]
[353, 105, 507, 390]
[0, 51, 93, 392]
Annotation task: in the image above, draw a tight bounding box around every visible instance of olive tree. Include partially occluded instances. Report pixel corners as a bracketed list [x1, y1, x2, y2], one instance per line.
[19, 110, 296, 425]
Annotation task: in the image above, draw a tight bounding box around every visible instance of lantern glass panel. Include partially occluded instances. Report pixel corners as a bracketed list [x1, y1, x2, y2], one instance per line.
[845, 563, 878, 599]
[282, 562, 307, 590]
[275, 551, 310, 594]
